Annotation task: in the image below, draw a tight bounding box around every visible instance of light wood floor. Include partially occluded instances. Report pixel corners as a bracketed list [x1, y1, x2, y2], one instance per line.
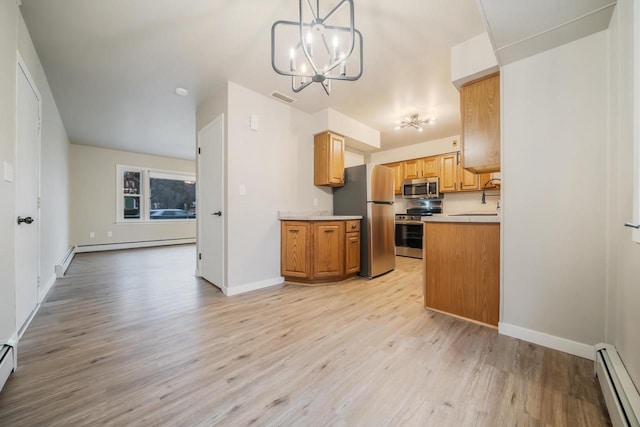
[0, 245, 610, 426]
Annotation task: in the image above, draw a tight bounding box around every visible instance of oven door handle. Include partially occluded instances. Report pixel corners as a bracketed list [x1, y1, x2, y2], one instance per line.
[395, 221, 424, 225]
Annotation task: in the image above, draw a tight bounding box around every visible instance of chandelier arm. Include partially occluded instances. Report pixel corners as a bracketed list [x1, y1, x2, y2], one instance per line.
[304, 0, 318, 21]
[321, 80, 330, 95]
[323, 0, 349, 25]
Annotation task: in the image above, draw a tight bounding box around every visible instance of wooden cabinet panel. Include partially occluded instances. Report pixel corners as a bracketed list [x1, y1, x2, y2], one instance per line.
[345, 233, 360, 274]
[461, 73, 500, 174]
[314, 132, 345, 187]
[424, 222, 500, 326]
[313, 222, 345, 278]
[346, 220, 360, 233]
[439, 153, 458, 192]
[403, 159, 421, 180]
[384, 162, 405, 195]
[459, 167, 480, 191]
[421, 157, 439, 177]
[479, 172, 501, 190]
[281, 222, 310, 278]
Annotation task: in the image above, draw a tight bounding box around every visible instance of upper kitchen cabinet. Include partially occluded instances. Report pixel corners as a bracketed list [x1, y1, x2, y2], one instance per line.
[403, 159, 421, 180]
[421, 157, 439, 178]
[385, 162, 405, 195]
[439, 153, 459, 193]
[314, 132, 345, 187]
[461, 73, 500, 174]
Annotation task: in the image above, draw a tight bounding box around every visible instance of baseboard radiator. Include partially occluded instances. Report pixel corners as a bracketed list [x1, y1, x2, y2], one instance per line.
[0, 345, 14, 393]
[595, 343, 640, 427]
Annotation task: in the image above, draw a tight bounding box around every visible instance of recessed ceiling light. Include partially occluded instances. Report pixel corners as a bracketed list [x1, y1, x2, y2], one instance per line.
[175, 87, 189, 97]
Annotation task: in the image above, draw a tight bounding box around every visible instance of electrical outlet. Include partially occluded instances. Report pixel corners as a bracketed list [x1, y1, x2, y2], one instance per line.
[239, 184, 247, 196]
[107, 231, 112, 237]
[89, 232, 95, 238]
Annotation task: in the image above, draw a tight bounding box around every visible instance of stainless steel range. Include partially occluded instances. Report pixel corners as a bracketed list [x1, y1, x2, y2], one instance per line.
[395, 200, 442, 259]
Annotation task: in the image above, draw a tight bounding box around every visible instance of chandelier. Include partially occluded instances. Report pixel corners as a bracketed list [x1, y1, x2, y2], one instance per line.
[394, 114, 436, 132]
[271, 0, 363, 95]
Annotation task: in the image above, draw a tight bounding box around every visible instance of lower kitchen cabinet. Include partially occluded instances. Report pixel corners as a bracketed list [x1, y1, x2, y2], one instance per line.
[424, 222, 500, 326]
[281, 222, 311, 278]
[281, 219, 360, 283]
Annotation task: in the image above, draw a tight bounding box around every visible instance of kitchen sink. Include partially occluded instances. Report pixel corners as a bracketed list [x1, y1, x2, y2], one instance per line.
[448, 213, 498, 216]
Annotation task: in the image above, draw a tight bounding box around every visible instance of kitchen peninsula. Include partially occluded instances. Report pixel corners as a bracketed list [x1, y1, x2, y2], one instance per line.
[422, 215, 500, 326]
[279, 212, 363, 284]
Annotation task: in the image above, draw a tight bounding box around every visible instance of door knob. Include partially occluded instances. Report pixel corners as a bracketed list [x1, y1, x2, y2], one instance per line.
[212, 211, 222, 216]
[17, 216, 34, 225]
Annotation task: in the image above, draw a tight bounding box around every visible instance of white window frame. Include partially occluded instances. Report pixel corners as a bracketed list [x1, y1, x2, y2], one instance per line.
[116, 164, 196, 224]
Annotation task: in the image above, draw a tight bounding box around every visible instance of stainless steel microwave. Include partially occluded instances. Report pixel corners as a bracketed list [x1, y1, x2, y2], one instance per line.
[402, 178, 440, 199]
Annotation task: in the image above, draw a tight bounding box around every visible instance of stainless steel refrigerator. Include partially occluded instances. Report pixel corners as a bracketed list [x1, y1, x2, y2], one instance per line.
[333, 164, 396, 278]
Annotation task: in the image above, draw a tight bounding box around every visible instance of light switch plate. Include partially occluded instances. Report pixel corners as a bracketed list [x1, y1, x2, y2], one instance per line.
[249, 114, 259, 131]
[3, 161, 14, 183]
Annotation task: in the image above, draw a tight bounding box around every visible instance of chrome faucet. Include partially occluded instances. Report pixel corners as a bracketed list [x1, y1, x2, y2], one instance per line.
[481, 178, 501, 204]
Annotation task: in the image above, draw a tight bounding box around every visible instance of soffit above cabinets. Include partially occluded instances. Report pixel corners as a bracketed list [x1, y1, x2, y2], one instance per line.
[477, 0, 617, 65]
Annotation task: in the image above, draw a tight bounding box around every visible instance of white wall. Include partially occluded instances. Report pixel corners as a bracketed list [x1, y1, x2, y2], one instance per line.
[224, 82, 332, 293]
[501, 31, 608, 356]
[69, 144, 195, 247]
[0, 4, 71, 345]
[17, 13, 71, 292]
[0, 0, 19, 344]
[369, 135, 460, 164]
[607, 0, 640, 386]
[344, 148, 365, 168]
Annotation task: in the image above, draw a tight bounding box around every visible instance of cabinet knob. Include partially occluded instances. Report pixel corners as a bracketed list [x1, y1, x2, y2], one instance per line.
[351, 224, 357, 229]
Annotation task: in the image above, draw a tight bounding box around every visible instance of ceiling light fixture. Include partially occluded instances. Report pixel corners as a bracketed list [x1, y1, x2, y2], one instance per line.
[394, 114, 436, 132]
[271, 0, 363, 95]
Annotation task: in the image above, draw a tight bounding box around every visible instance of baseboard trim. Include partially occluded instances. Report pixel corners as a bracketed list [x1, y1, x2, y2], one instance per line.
[223, 277, 284, 296]
[76, 238, 196, 253]
[498, 322, 595, 360]
[55, 245, 76, 278]
[39, 273, 56, 304]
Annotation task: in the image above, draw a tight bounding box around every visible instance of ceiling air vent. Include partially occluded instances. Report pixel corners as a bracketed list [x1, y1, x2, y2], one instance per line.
[271, 91, 295, 104]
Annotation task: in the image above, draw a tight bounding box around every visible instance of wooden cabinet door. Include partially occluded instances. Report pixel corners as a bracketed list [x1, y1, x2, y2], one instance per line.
[461, 73, 500, 174]
[314, 132, 345, 187]
[404, 159, 421, 180]
[459, 167, 480, 191]
[439, 153, 458, 192]
[421, 157, 439, 177]
[281, 222, 310, 278]
[313, 222, 345, 278]
[384, 162, 405, 195]
[345, 232, 360, 274]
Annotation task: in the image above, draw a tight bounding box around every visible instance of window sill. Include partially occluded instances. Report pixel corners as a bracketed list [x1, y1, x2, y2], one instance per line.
[115, 220, 196, 225]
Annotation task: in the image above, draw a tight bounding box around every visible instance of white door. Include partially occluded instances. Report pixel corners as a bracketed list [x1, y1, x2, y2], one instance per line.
[15, 60, 41, 330]
[197, 115, 225, 289]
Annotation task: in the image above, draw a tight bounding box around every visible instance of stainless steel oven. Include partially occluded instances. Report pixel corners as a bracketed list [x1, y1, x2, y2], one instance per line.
[395, 215, 425, 258]
[395, 201, 443, 259]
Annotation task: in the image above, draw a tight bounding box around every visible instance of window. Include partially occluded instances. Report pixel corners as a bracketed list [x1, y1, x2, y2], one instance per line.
[116, 165, 196, 222]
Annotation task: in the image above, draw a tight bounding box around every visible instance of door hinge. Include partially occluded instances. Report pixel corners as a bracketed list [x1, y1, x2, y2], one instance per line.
[37, 276, 40, 284]
[199, 253, 202, 260]
[37, 197, 41, 208]
[198, 147, 201, 155]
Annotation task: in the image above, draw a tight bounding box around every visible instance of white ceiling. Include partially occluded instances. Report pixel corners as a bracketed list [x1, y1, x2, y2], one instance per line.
[20, 0, 487, 160]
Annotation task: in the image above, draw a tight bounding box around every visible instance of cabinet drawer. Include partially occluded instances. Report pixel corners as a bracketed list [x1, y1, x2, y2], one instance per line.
[345, 220, 360, 232]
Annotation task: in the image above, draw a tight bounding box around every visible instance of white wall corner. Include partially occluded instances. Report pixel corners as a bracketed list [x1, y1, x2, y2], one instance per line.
[451, 32, 499, 90]
[498, 322, 595, 360]
[223, 277, 284, 296]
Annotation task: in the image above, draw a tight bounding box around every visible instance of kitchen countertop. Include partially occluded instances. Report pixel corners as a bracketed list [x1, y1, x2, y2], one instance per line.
[422, 213, 501, 223]
[278, 211, 363, 221]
